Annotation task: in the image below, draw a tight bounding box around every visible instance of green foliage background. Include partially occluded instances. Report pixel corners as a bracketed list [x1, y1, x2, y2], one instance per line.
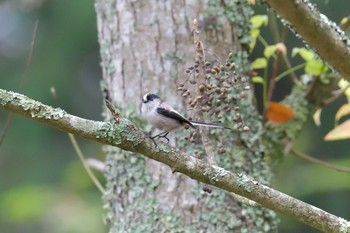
[0, 0, 349, 232]
[0, 1, 105, 232]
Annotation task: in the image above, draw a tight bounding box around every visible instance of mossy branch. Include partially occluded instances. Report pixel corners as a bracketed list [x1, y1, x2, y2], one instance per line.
[266, 0, 350, 79]
[1, 88, 349, 233]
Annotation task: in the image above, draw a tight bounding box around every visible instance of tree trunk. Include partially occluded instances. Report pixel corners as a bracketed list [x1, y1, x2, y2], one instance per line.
[95, 0, 278, 232]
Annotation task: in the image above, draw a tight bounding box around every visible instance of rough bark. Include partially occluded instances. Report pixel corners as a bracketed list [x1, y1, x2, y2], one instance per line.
[94, 0, 277, 232]
[1, 0, 350, 232]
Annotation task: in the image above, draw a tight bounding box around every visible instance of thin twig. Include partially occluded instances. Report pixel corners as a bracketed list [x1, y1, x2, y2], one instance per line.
[257, 35, 269, 47]
[0, 20, 39, 146]
[19, 20, 40, 90]
[263, 67, 268, 111]
[268, 11, 280, 43]
[291, 149, 350, 173]
[280, 26, 298, 82]
[85, 158, 105, 172]
[266, 12, 297, 105]
[68, 133, 105, 193]
[268, 50, 283, 102]
[105, 98, 122, 122]
[275, 63, 305, 81]
[323, 83, 350, 106]
[50, 87, 105, 194]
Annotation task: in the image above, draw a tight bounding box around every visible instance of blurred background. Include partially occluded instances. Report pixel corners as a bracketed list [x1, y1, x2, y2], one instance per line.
[0, 0, 349, 232]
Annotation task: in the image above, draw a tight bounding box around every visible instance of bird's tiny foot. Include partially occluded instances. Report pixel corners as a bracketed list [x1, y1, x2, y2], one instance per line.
[157, 132, 170, 144]
[144, 131, 158, 146]
[148, 131, 170, 144]
[150, 137, 158, 147]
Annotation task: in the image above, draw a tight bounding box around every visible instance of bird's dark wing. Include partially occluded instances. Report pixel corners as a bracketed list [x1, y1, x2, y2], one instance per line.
[156, 107, 195, 128]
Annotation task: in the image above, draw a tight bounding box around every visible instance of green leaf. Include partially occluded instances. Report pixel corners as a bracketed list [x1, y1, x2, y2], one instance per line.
[305, 60, 328, 76]
[299, 48, 315, 61]
[264, 45, 277, 58]
[250, 15, 268, 29]
[324, 119, 350, 141]
[252, 76, 264, 84]
[251, 58, 267, 69]
[292, 47, 315, 61]
[340, 17, 349, 25]
[250, 28, 260, 39]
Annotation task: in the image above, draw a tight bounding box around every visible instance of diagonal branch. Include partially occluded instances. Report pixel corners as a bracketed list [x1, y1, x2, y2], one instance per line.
[0, 88, 349, 232]
[266, 0, 350, 80]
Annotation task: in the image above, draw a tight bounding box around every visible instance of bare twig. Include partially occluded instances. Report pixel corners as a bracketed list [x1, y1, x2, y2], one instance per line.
[291, 149, 350, 173]
[19, 20, 40, 90]
[275, 63, 305, 82]
[268, 11, 280, 43]
[280, 27, 298, 82]
[0, 20, 39, 146]
[50, 86, 105, 193]
[1, 88, 349, 233]
[268, 50, 283, 102]
[323, 83, 350, 106]
[268, 13, 297, 85]
[68, 133, 105, 193]
[85, 158, 105, 172]
[105, 98, 122, 122]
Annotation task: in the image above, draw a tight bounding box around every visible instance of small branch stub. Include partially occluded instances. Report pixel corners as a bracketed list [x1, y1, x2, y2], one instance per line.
[105, 99, 122, 122]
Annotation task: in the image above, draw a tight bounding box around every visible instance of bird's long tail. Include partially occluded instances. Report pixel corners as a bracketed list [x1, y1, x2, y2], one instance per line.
[189, 120, 232, 130]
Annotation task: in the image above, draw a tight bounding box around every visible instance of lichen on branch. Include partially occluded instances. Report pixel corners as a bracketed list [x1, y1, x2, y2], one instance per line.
[0, 88, 349, 232]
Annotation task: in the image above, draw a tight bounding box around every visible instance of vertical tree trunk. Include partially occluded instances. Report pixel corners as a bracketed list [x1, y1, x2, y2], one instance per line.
[95, 0, 278, 232]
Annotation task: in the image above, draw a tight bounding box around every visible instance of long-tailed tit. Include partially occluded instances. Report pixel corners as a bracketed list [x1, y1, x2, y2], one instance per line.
[141, 93, 231, 141]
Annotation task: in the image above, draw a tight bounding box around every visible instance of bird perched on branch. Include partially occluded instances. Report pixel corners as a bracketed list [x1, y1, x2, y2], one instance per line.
[141, 93, 231, 142]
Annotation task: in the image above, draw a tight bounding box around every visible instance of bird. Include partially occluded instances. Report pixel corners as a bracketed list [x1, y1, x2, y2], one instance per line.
[141, 92, 231, 142]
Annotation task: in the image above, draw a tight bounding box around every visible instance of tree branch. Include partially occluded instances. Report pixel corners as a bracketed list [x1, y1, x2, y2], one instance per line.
[1, 88, 349, 232]
[266, 0, 350, 80]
